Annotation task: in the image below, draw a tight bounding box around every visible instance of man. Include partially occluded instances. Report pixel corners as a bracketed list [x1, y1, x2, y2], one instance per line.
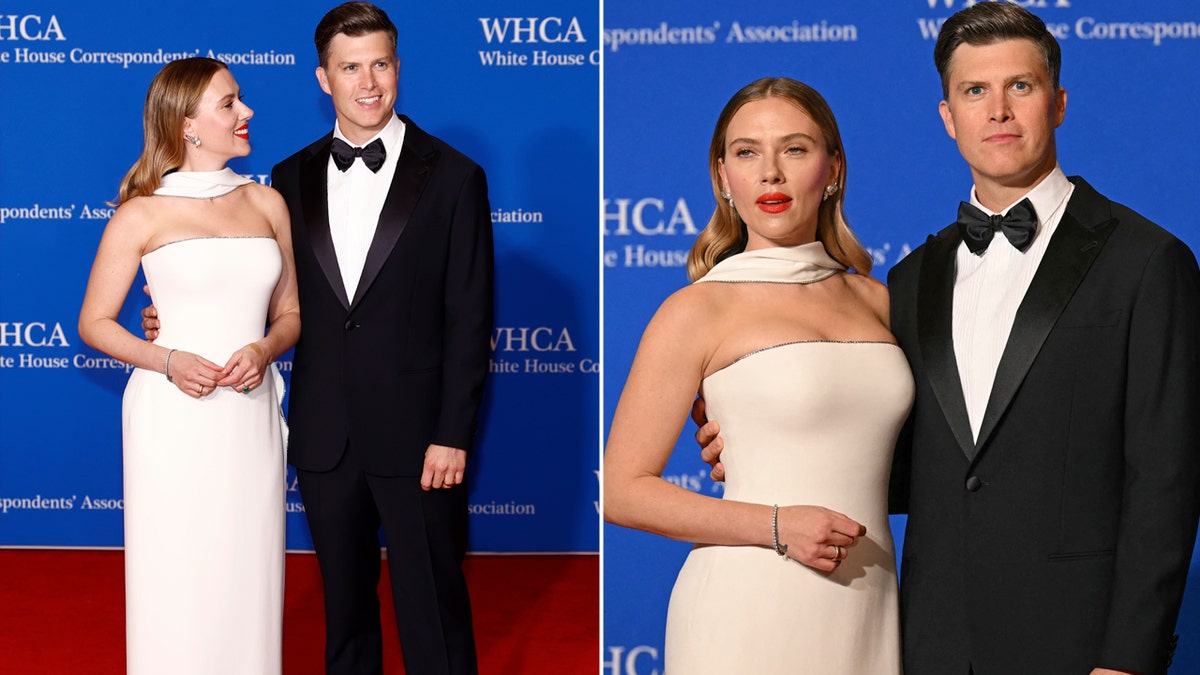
[277, 3, 492, 673]
[700, 4, 1200, 674]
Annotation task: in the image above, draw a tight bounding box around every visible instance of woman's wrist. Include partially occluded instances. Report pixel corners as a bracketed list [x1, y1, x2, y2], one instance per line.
[246, 341, 266, 360]
[163, 348, 178, 382]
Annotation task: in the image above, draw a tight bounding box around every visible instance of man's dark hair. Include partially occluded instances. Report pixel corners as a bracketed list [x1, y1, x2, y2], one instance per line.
[933, 2, 1061, 99]
[314, 2, 398, 67]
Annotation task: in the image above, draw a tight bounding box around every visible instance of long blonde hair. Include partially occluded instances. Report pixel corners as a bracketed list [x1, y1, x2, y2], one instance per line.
[687, 77, 871, 281]
[115, 57, 228, 204]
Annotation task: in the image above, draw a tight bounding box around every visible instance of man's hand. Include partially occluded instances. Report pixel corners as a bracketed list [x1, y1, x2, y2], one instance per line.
[141, 284, 159, 341]
[420, 444, 467, 491]
[692, 396, 725, 481]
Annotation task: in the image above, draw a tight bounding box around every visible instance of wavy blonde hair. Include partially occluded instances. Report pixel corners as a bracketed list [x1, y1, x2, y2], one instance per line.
[687, 77, 871, 281]
[114, 57, 228, 204]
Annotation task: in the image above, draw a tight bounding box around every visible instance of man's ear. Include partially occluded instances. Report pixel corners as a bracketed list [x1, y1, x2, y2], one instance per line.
[1053, 87, 1067, 129]
[316, 66, 332, 96]
[938, 99, 957, 141]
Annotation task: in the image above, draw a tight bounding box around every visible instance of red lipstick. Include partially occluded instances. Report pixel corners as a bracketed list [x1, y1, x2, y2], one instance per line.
[756, 192, 792, 214]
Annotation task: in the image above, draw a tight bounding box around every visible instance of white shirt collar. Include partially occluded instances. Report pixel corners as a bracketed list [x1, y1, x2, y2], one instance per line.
[969, 164, 1072, 222]
[332, 113, 405, 155]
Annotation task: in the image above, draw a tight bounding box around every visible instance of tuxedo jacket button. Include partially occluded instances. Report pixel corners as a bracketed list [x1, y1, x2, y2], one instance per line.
[965, 475, 982, 492]
[344, 320, 357, 331]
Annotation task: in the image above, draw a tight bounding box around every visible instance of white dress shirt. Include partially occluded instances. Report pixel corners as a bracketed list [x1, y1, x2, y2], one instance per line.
[327, 114, 406, 301]
[953, 165, 1074, 442]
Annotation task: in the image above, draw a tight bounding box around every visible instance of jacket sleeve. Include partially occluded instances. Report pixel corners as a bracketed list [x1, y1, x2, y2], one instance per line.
[887, 255, 921, 516]
[1100, 235, 1200, 673]
[432, 163, 495, 452]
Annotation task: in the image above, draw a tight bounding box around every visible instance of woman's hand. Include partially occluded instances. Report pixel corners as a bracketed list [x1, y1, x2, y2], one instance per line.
[777, 505, 865, 573]
[216, 342, 270, 394]
[166, 351, 225, 399]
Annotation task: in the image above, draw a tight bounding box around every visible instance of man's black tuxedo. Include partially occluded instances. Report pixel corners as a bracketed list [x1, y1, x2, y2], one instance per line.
[272, 115, 493, 675]
[888, 177, 1200, 675]
[274, 115, 493, 476]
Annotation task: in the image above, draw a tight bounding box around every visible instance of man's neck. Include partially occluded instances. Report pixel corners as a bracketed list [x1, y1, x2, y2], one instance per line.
[335, 112, 398, 147]
[971, 156, 1058, 212]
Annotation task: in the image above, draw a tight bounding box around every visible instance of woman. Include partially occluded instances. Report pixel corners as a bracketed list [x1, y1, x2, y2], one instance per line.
[78, 57, 299, 674]
[603, 78, 912, 673]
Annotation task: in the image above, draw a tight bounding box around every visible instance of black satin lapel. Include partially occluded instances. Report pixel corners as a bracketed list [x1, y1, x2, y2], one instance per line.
[300, 144, 351, 310]
[349, 146, 436, 309]
[973, 213, 1117, 453]
[917, 232, 977, 459]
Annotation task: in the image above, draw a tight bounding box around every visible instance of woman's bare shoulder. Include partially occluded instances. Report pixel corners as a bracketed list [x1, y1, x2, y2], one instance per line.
[106, 194, 160, 234]
[213, 183, 287, 242]
[656, 280, 730, 321]
[242, 181, 283, 204]
[840, 272, 890, 324]
[629, 283, 730, 356]
[88, 194, 167, 258]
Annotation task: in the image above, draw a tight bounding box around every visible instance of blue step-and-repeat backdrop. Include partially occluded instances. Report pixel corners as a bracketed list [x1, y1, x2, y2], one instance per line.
[602, 0, 1200, 673]
[0, 1, 599, 554]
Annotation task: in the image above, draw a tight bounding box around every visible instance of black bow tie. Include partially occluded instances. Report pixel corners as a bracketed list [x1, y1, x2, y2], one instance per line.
[956, 198, 1038, 255]
[330, 137, 386, 173]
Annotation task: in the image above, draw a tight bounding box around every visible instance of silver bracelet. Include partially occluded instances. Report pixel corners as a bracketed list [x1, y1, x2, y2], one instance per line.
[164, 348, 177, 382]
[772, 504, 788, 558]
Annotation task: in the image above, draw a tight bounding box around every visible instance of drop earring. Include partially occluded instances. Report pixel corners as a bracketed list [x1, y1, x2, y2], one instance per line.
[822, 184, 837, 201]
[185, 134, 201, 147]
[721, 190, 734, 208]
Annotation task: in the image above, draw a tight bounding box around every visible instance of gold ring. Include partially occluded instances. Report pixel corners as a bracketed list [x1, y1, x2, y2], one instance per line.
[834, 545, 843, 561]
[197, 384, 203, 394]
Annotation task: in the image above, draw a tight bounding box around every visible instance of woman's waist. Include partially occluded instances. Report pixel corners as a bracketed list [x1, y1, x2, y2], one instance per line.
[721, 482, 890, 523]
[155, 330, 264, 362]
[720, 456, 894, 495]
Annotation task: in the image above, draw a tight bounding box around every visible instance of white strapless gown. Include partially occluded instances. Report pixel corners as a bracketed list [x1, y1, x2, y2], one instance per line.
[122, 237, 285, 674]
[664, 243, 914, 674]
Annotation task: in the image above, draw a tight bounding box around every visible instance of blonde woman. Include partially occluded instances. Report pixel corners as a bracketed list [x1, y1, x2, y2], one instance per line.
[78, 57, 298, 674]
[604, 77, 912, 674]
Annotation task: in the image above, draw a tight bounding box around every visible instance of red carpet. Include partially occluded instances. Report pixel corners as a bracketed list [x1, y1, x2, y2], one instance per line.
[0, 550, 597, 674]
